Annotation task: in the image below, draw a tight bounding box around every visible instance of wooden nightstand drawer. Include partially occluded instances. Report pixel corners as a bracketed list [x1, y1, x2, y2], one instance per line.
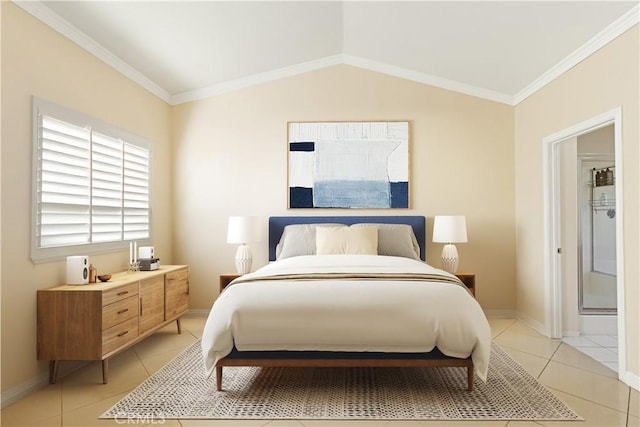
[102, 282, 138, 306]
[102, 295, 138, 330]
[102, 316, 138, 355]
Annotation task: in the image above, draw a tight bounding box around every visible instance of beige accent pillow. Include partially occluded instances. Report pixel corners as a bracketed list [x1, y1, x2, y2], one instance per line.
[316, 226, 379, 255]
[351, 223, 421, 260]
[276, 224, 346, 259]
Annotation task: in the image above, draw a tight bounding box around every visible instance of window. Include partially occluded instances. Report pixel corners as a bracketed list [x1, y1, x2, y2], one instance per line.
[32, 98, 151, 263]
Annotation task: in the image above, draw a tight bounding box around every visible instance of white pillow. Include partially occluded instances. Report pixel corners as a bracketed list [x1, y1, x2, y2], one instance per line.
[316, 226, 379, 255]
[276, 224, 346, 259]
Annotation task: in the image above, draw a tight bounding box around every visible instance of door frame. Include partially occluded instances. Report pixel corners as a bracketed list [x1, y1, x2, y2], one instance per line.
[542, 107, 626, 378]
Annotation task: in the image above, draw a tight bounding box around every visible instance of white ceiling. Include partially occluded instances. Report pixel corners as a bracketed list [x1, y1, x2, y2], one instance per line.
[19, 1, 639, 105]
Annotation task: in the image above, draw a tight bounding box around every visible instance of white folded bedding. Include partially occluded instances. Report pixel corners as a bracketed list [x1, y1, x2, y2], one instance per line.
[201, 255, 491, 381]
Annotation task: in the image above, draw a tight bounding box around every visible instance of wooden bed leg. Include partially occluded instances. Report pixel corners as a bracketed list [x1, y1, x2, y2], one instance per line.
[467, 366, 473, 391]
[216, 366, 223, 391]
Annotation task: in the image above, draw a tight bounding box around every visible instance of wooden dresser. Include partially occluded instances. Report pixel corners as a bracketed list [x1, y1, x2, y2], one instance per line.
[37, 265, 189, 384]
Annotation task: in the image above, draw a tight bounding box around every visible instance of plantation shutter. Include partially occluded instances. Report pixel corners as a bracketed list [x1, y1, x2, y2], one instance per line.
[33, 99, 151, 262]
[123, 143, 150, 240]
[91, 132, 124, 242]
[38, 116, 91, 247]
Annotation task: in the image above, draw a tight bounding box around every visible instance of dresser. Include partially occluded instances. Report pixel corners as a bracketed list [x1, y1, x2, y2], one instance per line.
[37, 265, 189, 384]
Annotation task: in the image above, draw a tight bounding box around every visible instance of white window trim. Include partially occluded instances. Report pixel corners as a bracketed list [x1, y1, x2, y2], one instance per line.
[31, 97, 153, 263]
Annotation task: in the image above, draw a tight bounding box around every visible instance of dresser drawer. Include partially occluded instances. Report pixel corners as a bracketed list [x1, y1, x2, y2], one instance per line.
[102, 317, 138, 355]
[102, 295, 138, 330]
[102, 282, 138, 307]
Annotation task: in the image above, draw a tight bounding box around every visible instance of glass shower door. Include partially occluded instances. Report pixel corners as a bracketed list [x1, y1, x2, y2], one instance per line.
[579, 163, 617, 313]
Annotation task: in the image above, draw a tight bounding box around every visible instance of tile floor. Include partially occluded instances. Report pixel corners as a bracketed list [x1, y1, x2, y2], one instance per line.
[563, 334, 619, 373]
[1, 317, 638, 427]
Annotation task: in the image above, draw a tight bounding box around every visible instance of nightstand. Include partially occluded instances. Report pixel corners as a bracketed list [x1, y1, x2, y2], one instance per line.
[219, 273, 242, 293]
[455, 273, 475, 297]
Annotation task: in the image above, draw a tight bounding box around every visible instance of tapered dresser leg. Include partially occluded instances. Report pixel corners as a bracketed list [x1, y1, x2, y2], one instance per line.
[176, 318, 182, 334]
[102, 359, 109, 384]
[49, 360, 59, 384]
[216, 366, 223, 391]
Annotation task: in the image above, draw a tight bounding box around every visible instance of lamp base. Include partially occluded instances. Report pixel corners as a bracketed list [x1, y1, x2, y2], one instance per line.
[441, 244, 459, 274]
[235, 244, 252, 274]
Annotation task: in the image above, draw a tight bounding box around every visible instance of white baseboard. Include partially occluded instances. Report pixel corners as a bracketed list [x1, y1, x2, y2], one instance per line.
[1, 371, 50, 409]
[1, 361, 86, 409]
[514, 310, 549, 337]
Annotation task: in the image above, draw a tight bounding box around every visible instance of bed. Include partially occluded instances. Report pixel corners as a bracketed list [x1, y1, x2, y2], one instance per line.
[202, 215, 491, 392]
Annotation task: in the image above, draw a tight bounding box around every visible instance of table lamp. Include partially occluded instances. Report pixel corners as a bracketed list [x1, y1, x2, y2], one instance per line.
[227, 216, 262, 274]
[432, 215, 468, 274]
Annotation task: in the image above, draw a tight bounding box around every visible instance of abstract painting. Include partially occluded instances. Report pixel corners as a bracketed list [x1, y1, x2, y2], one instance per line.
[288, 121, 409, 209]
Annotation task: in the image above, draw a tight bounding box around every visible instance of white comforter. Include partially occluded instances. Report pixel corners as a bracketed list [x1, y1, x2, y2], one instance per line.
[201, 255, 491, 381]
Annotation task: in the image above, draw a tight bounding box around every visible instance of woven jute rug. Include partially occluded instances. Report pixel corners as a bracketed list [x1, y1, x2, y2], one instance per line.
[102, 340, 580, 421]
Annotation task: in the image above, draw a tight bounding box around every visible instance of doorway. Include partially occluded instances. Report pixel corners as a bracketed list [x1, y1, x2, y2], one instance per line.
[542, 108, 626, 380]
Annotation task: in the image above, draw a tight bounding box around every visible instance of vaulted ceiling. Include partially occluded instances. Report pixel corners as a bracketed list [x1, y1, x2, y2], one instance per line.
[17, 1, 639, 105]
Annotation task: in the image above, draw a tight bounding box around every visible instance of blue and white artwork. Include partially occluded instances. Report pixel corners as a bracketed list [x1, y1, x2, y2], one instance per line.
[288, 122, 409, 209]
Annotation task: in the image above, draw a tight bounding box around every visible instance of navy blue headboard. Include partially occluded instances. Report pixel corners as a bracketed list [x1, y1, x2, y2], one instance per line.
[268, 216, 426, 261]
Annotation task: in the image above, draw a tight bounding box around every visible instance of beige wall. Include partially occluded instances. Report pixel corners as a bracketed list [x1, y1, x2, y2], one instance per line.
[577, 124, 614, 154]
[514, 26, 639, 377]
[1, 3, 173, 394]
[172, 64, 516, 314]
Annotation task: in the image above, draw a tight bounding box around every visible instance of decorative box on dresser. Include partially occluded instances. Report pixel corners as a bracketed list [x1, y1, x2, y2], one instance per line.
[37, 265, 189, 384]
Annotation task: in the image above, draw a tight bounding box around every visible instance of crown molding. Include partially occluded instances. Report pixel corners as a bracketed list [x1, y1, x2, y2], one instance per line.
[513, 4, 640, 105]
[342, 55, 514, 105]
[171, 53, 513, 105]
[170, 55, 343, 105]
[16, 0, 512, 107]
[14, 1, 172, 104]
[16, 1, 638, 107]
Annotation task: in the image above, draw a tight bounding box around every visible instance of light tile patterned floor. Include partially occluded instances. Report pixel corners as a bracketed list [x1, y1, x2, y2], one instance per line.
[1, 317, 638, 427]
[563, 334, 619, 372]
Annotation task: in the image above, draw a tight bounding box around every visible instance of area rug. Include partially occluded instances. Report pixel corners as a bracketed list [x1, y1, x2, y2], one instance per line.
[101, 340, 580, 421]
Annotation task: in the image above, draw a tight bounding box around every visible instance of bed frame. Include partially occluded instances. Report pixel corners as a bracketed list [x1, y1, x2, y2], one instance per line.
[215, 215, 474, 391]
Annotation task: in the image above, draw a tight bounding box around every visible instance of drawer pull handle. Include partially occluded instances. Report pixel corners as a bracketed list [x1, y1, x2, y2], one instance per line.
[117, 309, 128, 315]
[116, 291, 129, 296]
[117, 330, 129, 337]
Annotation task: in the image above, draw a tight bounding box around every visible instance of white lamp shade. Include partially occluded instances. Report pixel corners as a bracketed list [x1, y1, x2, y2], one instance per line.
[226, 216, 262, 244]
[432, 215, 468, 243]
